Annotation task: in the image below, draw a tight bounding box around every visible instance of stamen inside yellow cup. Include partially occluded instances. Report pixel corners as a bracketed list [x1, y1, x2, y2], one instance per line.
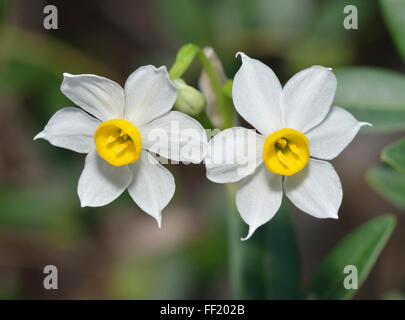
[263, 128, 309, 176]
[94, 118, 142, 166]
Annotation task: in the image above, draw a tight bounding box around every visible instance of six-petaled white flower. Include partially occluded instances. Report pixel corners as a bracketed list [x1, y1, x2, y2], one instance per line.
[205, 52, 370, 240]
[35, 65, 207, 227]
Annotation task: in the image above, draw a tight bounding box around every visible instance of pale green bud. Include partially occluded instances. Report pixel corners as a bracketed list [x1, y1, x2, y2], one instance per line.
[173, 79, 206, 116]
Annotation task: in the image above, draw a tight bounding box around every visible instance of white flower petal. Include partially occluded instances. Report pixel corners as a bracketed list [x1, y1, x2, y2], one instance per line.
[233, 52, 283, 135]
[306, 106, 371, 160]
[140, 111, 207, 163]
[206, 127, 265, 183]
[124, 65, 177, 127]
[283, 66, 337, 133]
[78, 149, 132, 207]
[61, 73, 125, 121]
[34, 107, 100, 153]
[236, 165, 283, 240]
[127, 151, 175, 227]
[284, 158, 342, 219]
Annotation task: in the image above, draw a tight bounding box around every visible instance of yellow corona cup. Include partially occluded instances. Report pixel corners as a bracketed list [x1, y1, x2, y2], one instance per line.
[263, 128, 309, 176]
[94, 118, 142, 167]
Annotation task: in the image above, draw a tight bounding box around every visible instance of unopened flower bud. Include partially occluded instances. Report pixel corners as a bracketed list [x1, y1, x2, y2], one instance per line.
[173, 79, 206, 116]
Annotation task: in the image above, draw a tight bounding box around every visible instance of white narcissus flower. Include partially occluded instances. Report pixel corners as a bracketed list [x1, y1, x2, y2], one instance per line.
[206, 53, 370, 240]
[35, 65, 207, 227]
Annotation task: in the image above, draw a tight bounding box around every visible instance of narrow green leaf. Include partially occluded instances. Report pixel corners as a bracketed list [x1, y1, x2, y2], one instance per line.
[334, 67, 405, 132]
[367, 164, 405, 210]
[228, 196, 301, 299]
[380, 0, 405, 61]
[308, 215, 396, 300]
[168, 43, 200, 79]
[381, 137, 405, 173]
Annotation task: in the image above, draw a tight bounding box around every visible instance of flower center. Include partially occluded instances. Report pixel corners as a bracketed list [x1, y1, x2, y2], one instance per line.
[94, 118, 142, 166]
[262, 128, 309, 176]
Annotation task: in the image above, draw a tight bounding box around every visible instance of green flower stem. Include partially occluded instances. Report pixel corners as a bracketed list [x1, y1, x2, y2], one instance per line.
[169, 44, 233, 130]
[168, 44, 200, 80]
[196, 50, 234, 129]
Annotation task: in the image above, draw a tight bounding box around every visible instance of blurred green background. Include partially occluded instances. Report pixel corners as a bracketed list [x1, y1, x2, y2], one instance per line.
[0, 0, 404, 299]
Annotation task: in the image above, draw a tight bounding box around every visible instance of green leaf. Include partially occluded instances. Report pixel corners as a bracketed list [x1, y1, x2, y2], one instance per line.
[229, 197, 301, 299]
[367, 164, 405, 210]
[381, 137, 405, 173]
[308, 215, 396, 300]
[334, 67, 405, 132]
[380, 0, 405, 61]
[168, 43, 201, 79]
